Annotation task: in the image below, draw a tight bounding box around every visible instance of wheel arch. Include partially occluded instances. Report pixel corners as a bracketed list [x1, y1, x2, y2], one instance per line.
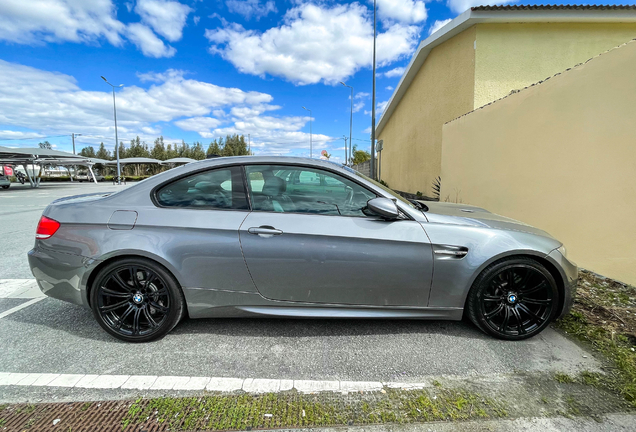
[462, 251, 566, 316]
[85, 251, 188, 317]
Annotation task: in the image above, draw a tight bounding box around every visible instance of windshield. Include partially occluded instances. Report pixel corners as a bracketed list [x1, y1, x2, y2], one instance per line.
[341, 165, 418, 210]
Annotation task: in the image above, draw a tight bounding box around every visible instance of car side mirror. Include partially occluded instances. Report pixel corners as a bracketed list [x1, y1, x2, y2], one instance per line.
[366, 197, 400, 220]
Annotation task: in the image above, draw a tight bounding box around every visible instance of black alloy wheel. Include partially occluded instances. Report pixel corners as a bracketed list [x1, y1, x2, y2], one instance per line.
[466, 257, 559, 340]
[90, 258, 185, 342]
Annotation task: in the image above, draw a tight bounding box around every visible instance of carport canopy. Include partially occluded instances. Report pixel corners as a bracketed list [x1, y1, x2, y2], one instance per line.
[160, 157, 197, 165]
[0, 146, 94, 187]
[105, 157, 161, 166]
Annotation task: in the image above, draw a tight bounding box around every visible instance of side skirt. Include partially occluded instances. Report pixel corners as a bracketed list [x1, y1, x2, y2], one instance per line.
[182, 287, 463, 320]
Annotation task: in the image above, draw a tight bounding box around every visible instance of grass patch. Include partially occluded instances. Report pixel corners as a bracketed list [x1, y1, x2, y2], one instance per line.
[122, 388, 508, 431]
[554, 373, 574, 384]
[556, 270, 636, 407]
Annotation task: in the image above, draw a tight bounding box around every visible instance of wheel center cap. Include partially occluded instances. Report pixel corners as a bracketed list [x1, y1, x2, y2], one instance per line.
[507, 293, 518, 304]
[132, 293, 144, 304]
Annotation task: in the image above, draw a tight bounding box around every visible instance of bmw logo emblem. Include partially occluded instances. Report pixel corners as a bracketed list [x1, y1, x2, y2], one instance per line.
[132, 293, 143, 304]
[508, 294, 517, 304]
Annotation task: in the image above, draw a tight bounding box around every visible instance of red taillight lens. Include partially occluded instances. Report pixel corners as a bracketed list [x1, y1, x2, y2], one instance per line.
[36, 216, 60, 239]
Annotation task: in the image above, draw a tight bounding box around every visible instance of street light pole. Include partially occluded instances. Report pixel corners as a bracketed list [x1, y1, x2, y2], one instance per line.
[71, 133, 82, 155]
[340, 82, 353, 166]
[343, 135, 348, 164]
[370, 0, 377, 179]
[101, 76, 124, 185]
[302, 106, 312, 158]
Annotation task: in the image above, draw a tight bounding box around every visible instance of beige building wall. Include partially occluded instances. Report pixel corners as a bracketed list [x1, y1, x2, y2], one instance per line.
[441, 40, 636, 285]
[474, 22, 636, 108]
[378, 27, 476, 196]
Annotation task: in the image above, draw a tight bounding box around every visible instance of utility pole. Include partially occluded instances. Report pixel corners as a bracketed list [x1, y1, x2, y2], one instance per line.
[302, 106, 312, 158]
[370, 0, 377, 179]
[101, 76, 124, 185]
[71, 133, 82, 154]
[340, 82, 353, 166]
[248, 133, 251, 155]
[343, 136, 348, 165]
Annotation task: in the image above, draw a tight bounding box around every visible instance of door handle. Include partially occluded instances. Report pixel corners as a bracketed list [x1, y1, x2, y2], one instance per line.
[247, 226, 283, 236]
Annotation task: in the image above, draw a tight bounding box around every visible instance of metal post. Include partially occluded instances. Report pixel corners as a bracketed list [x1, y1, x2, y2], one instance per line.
[340, 82, 354, 166]
[101, 76, 123, 185]
[370, 0, 377, 180]
[343, 136, 348, 164]
[248, 133, 251, 155]
[72, 133, 75, 155]
[87, 164, 98, 184]
[302, 106, 312, 158]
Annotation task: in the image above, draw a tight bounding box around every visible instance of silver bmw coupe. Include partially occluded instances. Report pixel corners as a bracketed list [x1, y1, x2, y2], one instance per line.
[28, 156, 577, 342]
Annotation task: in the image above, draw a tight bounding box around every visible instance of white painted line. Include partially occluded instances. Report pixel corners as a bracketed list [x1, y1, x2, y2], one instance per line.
[150, 376, 190, 390]
[0, 297, 45, 319]
[293, 380, 340, 393]
[121, 375, 158, 390]
[0, 372, 433, 395]
[340, 381, 383, 393]
[206, 377, 244, 392]
[173, 377, 210, 391]
[48, 374, 85, 388]
[0, 279, 42, 298]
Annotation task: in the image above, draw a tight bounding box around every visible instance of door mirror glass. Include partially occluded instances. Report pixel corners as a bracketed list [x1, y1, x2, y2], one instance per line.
[366, 198, 400, 220]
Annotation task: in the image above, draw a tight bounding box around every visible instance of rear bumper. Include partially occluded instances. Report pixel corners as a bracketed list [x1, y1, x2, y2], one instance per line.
[27, 246, 97, 308]
[547, 248, 578, 319]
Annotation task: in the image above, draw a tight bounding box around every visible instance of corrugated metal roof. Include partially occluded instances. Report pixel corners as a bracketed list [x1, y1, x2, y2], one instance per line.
[472, 5, 636, 11]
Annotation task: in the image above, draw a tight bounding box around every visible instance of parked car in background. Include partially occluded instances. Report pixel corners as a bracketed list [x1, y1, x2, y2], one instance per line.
[76, 171, 104, 182]
[28, 156, 577, 343]
[0, 165, 12, 189]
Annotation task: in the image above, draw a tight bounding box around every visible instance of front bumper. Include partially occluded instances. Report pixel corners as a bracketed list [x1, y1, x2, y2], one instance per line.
[28, 246, 98, 308]
[547, 248, 578, 319]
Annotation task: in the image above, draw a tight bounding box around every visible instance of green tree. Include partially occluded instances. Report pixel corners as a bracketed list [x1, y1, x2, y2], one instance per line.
[79, 146, 96, 158]
[222, 143, 235, 156]
[96, 143, 111, 160]
[165, 143, 178, 159]
[207, 140, 221, 157]
[38, 141, 52, 150]
[351, 144, 371, 165]
[190, 142, 206, 160]
[150, 137, 166, 160]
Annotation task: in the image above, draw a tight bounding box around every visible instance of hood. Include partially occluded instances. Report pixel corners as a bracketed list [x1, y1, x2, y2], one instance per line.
[421, 201, 555, 239]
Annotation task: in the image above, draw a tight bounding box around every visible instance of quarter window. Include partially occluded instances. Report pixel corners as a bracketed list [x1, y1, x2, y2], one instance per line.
[245, 165, 376, 217]
[155, 166, 248, 210]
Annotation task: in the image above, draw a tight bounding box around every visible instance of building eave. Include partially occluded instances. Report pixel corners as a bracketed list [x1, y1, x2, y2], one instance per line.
[375, 5, 636, 136]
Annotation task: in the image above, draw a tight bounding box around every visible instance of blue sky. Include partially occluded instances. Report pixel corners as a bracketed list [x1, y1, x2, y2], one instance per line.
[0, 0, 596, 162]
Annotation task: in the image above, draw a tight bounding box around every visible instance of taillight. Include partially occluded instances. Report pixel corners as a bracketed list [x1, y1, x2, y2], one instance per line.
[36, 216, 60, 239]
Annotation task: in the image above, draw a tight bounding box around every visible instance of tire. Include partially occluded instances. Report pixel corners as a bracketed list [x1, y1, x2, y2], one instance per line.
[90, 258, 185, 342]
[1, 185, 9, 189]
[466, 257, 559, 341]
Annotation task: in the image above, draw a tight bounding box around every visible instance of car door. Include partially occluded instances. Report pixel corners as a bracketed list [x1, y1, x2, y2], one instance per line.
[239, 164, 434, 307]
[148, 165, 255, 293]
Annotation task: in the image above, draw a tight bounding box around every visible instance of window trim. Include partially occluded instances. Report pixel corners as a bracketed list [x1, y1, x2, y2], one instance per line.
[242, 162, 411, 220]
[150, 164, 251, 212]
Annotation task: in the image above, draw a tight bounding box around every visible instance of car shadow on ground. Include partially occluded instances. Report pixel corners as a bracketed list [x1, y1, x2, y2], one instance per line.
[7, 298, 490, 344]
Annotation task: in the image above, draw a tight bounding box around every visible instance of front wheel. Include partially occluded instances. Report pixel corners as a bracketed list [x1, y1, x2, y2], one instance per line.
[1, 185, 9, 189]
[90, 258, 185, 342]
[466, 257, 559, 340]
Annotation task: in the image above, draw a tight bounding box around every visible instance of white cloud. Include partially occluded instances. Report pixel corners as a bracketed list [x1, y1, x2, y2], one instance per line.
[226, 0, 276, 20]
[386, 85, 394, 90]
[376, 0, 427, 24]
[446, 0, 516, 15]
[381, 66, 405, 78]
[0, 131, 46, 140]
[377, 100, 389, 114]
[193, 16, 200, 25]
[428, 18, 452, 36]
[206, 3, 420, 85]
[353, 101, 365, 113]
[362, 126, 372, 134]
[0, 0, 124, 46]
[0, 60, 330, 155]
[127, 23, 176, 58]
[355, 92, 370, 99]
[135, 0, 192, 42]
[0, 0, 190, 58]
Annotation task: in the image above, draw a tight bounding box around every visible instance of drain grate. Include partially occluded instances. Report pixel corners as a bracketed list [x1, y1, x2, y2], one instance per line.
[0, 400, 168, 432]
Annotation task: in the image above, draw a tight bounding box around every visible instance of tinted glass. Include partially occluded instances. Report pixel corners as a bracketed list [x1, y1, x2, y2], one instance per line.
[245, 165, 376, 217]
[156, 166, 248, 210]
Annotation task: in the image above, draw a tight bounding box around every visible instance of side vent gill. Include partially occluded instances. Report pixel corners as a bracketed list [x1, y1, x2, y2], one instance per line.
[433, 244, 469, 259]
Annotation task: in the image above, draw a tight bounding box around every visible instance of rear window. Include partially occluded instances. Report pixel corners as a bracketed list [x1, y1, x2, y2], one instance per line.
[155, 166, 248, 210]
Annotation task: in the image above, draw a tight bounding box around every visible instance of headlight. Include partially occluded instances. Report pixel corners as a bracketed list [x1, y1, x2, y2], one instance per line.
[557, 244, 567, 258]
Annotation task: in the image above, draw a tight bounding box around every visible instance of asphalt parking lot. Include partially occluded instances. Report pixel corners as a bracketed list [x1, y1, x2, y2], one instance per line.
[0, 182, 599, 404]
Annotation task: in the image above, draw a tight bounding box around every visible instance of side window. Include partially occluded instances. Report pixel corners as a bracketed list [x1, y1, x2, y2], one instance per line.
[245, 165, 376, 217]
[155, 166, 248, 210]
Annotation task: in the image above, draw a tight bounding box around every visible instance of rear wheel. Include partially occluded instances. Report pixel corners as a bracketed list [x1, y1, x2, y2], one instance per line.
[1, 185, 9, 189]
[466, 257, 559, 340]
[90, 258, 185, 342]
